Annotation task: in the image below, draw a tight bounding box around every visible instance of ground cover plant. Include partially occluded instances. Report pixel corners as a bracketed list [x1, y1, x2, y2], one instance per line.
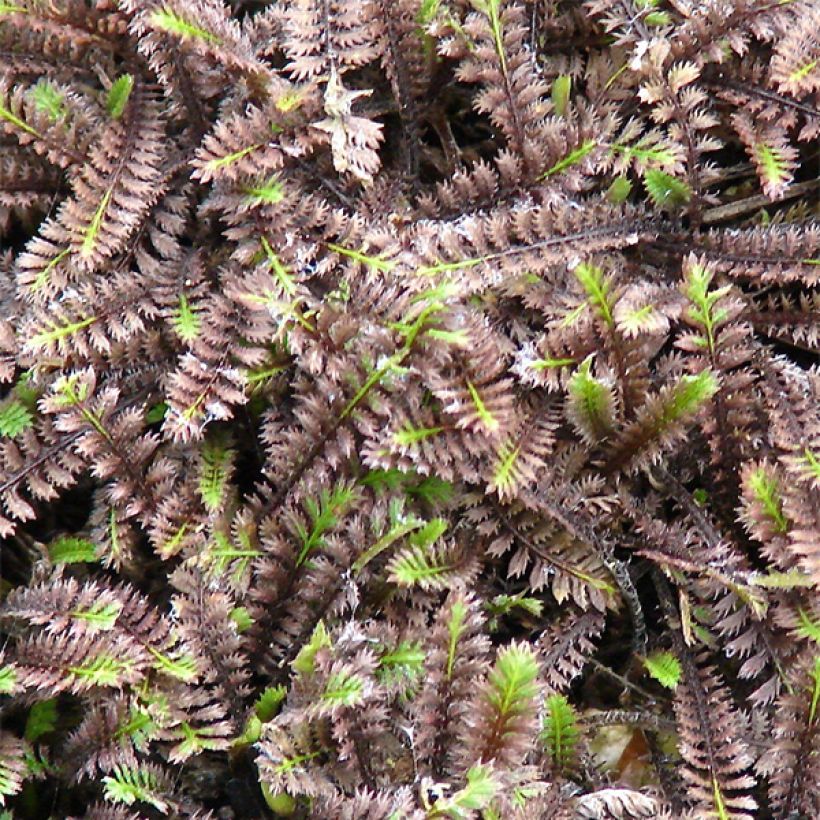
[0, 0, 818, 817]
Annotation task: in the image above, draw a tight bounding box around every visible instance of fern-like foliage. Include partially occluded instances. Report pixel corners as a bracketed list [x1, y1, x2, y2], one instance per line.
[0, 0, 818, 815]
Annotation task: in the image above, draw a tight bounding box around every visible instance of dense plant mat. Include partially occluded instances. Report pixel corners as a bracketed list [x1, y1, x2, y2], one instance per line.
[0, 0, 819, 817]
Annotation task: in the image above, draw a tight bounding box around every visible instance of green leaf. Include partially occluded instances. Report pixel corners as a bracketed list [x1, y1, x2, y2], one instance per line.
[542, 693, 579, 770]
[260, 236, 297, 297]
[71, 600, 122, 631]
[106, 74, 134, 119]
[229, 606, 253, 632]
[530, 356, 576, 370]
[244, 176, 285, 206]
[574, 261, 614, 326]
[68, 655, 135, 688]
[28, 246, 70, 293]
[809, 657, 820, 723]
[0, 399, 33, 437]
[48, 536, 98, 564]
[693, 488, 708, 505]
[393, 423, 444, 446]
[172, 293, 200, 342]
[29, 315, 97, 350]
[103, 765, 169, 813]
[114, 709, 155, 745]
[747, 466, 789, 533]
[540, 139, 596, 179]
[788, 57, 818, 84]
[170, 722, 230, 761]
[327, 242, 396, 273]
[261, 785, 297, 816]
[321, 670, 365, 709]
[611, 139, 680, 171]
[206, 530, 260, 585]
[683, 261, 730, 354]
[430, 763, 499, 817]
[378, 641, 425, 685]
[794, 608, 820, 644]
[753, 142, 793, 193]
[661, 371, 718, 424]
[149, 8, 222, 43]
[606, 175, 632, 203]
[446, 598, 468, 680]
[617, 304, 658, 335]
[359, 468, 407, 491]
[24, 699, 58, 742]
[0, 98, 38, 137]
[567, 356, 615, 442]
[148, 648, 198, 682]
[351, 512, 425, 575]
[145, 401, 168, 424]
[644, 169, 691, 209]
[294, 483, 358, 566]
[388, 545, 454, 588]
[643, 651, 681, 689]
[486, 593, 543, 621]
[255, 685, 288, 722]
[491, 439, 521, 497]
[198, 434, 234, 512]
[206, 143, 262, 172]
[409, 517, 448, 548]
[292, 621, 331, 676]
[0, 665, 17, 695]
[80, 187, 112, 258]
[30, 80, 65, 121]
[158, 522, 188, 560]
[473, 0, 507, 74]
[801, 448, 820, 483]
[417, 0, 442, 25]
[551, 74, 571, 116]
[485, 643, 539, 723]
[466, 379, 499, 432]
[749, 570, 812, 589]
[712, 775, 730, 820]
[406, 475, 455, 506]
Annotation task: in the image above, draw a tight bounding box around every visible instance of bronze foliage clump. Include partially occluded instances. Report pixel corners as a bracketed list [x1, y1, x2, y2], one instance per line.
[0, 0, 818, 817]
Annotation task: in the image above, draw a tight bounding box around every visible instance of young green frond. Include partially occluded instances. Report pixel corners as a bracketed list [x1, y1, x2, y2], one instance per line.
[30, 80, 65, 122]
[643, 651, 681, 690]
[0, 399, 33, 438]
[573, 262, 615, 327]
[148, 8, 222, 44]
[197, 434, 235, 513]
[48, 537, 99, 565]
[102, 764, 171, 813]
[106, 75, 134, 119]
[318, 669, 366, 712]
[542, 693, 580, 771]
[0, 666, 17, 696]
[171, 294, 200, 342]
[467, 642, 540, 767]
[293, 483, 359, 566]
[387, 539, 469, 590]
[751, 141, 798, 200]
[427, 763, 500, 818]
[644, 169, 691, 210]
[567, 357, 616, 443]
